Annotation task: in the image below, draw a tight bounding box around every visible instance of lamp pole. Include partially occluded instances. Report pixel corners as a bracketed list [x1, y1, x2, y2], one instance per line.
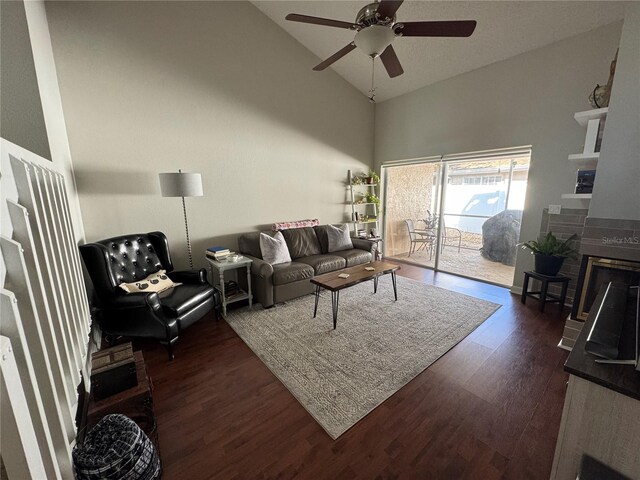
[182, 200, 193, 268]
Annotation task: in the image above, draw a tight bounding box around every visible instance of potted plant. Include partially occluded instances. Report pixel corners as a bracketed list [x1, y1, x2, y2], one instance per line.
[365, 169, 380, 185]
[520, 232, 578, 276]
[365, 192, 380, 206]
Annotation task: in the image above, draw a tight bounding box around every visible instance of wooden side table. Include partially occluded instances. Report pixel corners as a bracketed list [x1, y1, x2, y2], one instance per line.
[521, 270, 570, 313]
[206, 256, 253, 317]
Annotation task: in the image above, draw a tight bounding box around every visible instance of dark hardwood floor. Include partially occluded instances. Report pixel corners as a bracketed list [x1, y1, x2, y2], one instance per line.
[142, 263, 569, 479]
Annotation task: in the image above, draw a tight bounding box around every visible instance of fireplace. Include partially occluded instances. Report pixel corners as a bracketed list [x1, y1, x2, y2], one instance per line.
[572, 256, 640, 320]
[559, 216, 640, 350]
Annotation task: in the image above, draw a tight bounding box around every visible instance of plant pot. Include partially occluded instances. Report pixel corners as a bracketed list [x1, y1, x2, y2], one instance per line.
[534, 254, 565, 276]
[365, 176, 374, 184]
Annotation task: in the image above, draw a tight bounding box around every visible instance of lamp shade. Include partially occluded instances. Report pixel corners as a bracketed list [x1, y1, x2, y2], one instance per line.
[158, 172, 203, 197]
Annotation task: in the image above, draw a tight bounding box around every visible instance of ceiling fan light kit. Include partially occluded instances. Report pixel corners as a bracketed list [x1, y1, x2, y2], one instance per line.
[286, 0, 477, 82]
[354, 25, 395, 57]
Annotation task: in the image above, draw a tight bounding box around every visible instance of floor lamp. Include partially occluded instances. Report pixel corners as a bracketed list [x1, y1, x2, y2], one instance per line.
[159, 170, 203, 268]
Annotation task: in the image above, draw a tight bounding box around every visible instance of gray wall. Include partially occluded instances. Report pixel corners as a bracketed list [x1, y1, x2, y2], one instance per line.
[46, 1, 373, 269]
[374, 23, 622, 290]
[0, 0, 51, 160]
[590, 4, 640, 221]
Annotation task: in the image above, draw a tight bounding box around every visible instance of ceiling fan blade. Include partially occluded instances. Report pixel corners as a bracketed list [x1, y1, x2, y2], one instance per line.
[376, 0, 404, 21]
[286, 13, 359, 30]
[380, 45, 404, 78]
[395, 20, 477, 37]
[313, 43, 356, 71]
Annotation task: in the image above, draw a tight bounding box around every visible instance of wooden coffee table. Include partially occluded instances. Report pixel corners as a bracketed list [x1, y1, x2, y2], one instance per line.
[311, 261, 400, 329]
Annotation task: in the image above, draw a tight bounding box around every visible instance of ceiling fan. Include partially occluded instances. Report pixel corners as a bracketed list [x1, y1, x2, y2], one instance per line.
[286, 0, 477, 79]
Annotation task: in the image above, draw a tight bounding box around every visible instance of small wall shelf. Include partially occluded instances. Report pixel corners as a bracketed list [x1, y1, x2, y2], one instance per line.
[561, 108, 608, 204]
[561, 193, 592, 200]
[568, 153, 599, 163]
[574, 107, 608, 127]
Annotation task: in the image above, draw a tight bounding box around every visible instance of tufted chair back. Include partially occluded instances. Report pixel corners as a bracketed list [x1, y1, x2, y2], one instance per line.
[80, 231, 174, 296]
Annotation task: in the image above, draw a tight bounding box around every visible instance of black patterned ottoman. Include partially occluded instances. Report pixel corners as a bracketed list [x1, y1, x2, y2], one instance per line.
[73, 414, 161, 479]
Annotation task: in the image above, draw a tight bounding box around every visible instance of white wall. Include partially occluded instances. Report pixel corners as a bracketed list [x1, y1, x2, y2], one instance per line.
[1, 0, 85, 243]
[45, 1, 373, 269]
[590, 4, 640, 221]
[0, 1, 51, 161]
[374, 23, 622, 290]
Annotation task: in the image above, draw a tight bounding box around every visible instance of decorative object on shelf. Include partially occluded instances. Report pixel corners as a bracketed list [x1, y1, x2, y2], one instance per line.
[520, 232, 578, 276]
[159, 170, 203, 268]
[575, 169, 596, 194]
[589, 49, 618, 108]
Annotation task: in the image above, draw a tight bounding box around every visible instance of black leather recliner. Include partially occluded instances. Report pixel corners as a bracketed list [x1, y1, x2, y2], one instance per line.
[80, 231, 216, 360]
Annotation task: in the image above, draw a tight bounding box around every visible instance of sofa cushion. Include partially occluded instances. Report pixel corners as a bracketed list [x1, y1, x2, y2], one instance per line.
[272, 262, 314, 286]
[281, 227, 321, 259]
[159, 283, 214, 317]
[297, 254, 346, 275]
[260, 231, 292, 265]
[313, 225, 329, 254]
[327, 224, 353, 252]
[333, 249, 372, 267]
[238, 231, 272, 259]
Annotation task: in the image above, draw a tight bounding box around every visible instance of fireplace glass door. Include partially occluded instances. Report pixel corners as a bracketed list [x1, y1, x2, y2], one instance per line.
[577, 257, 640, 320]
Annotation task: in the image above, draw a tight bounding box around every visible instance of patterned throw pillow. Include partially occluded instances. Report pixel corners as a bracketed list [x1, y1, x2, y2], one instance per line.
[327, 224, 353, 252]
[119, 269, 179, 294]
[259, 231, 292, 265]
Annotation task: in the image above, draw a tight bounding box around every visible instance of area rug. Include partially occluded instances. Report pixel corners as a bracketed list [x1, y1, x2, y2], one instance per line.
[225, 276, 500, 439]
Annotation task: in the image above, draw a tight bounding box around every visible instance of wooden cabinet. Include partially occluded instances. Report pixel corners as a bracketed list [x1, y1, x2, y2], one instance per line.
[551, 374, 640, 479]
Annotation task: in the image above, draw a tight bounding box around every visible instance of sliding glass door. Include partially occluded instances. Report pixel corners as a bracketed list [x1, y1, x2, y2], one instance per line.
[382, 159, 442, 269]
[382, 149, 530, 287]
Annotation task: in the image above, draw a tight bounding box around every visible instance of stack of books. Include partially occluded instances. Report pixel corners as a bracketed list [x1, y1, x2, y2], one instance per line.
[206, 246, 233, 261]
[223, 281, 240, 298]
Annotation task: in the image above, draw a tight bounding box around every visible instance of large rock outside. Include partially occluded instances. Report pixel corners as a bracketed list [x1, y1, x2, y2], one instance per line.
[481, 210, 523, 266]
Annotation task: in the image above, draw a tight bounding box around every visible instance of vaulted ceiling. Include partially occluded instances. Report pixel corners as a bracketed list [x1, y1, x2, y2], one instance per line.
[254, 1, 627, 102]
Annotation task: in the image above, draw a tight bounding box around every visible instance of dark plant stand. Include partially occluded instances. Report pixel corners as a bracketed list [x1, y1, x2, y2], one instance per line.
[521, 270, 570, 313]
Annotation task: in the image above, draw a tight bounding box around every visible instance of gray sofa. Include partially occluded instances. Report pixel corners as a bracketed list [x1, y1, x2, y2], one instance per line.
[237, 225, 376, 308]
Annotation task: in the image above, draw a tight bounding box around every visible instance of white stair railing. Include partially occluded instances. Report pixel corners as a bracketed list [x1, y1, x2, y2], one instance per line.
[1, 138, 91, 479]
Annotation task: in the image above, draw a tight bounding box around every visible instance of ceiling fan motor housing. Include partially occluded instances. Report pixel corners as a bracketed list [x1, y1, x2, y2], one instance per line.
[356, 2, 396, 26]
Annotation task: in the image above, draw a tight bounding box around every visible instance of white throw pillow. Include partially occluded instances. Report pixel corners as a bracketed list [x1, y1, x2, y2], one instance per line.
[119, 269, 180, 294]
[327, 224, 353, 253]
[260, 231, 292, 265]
